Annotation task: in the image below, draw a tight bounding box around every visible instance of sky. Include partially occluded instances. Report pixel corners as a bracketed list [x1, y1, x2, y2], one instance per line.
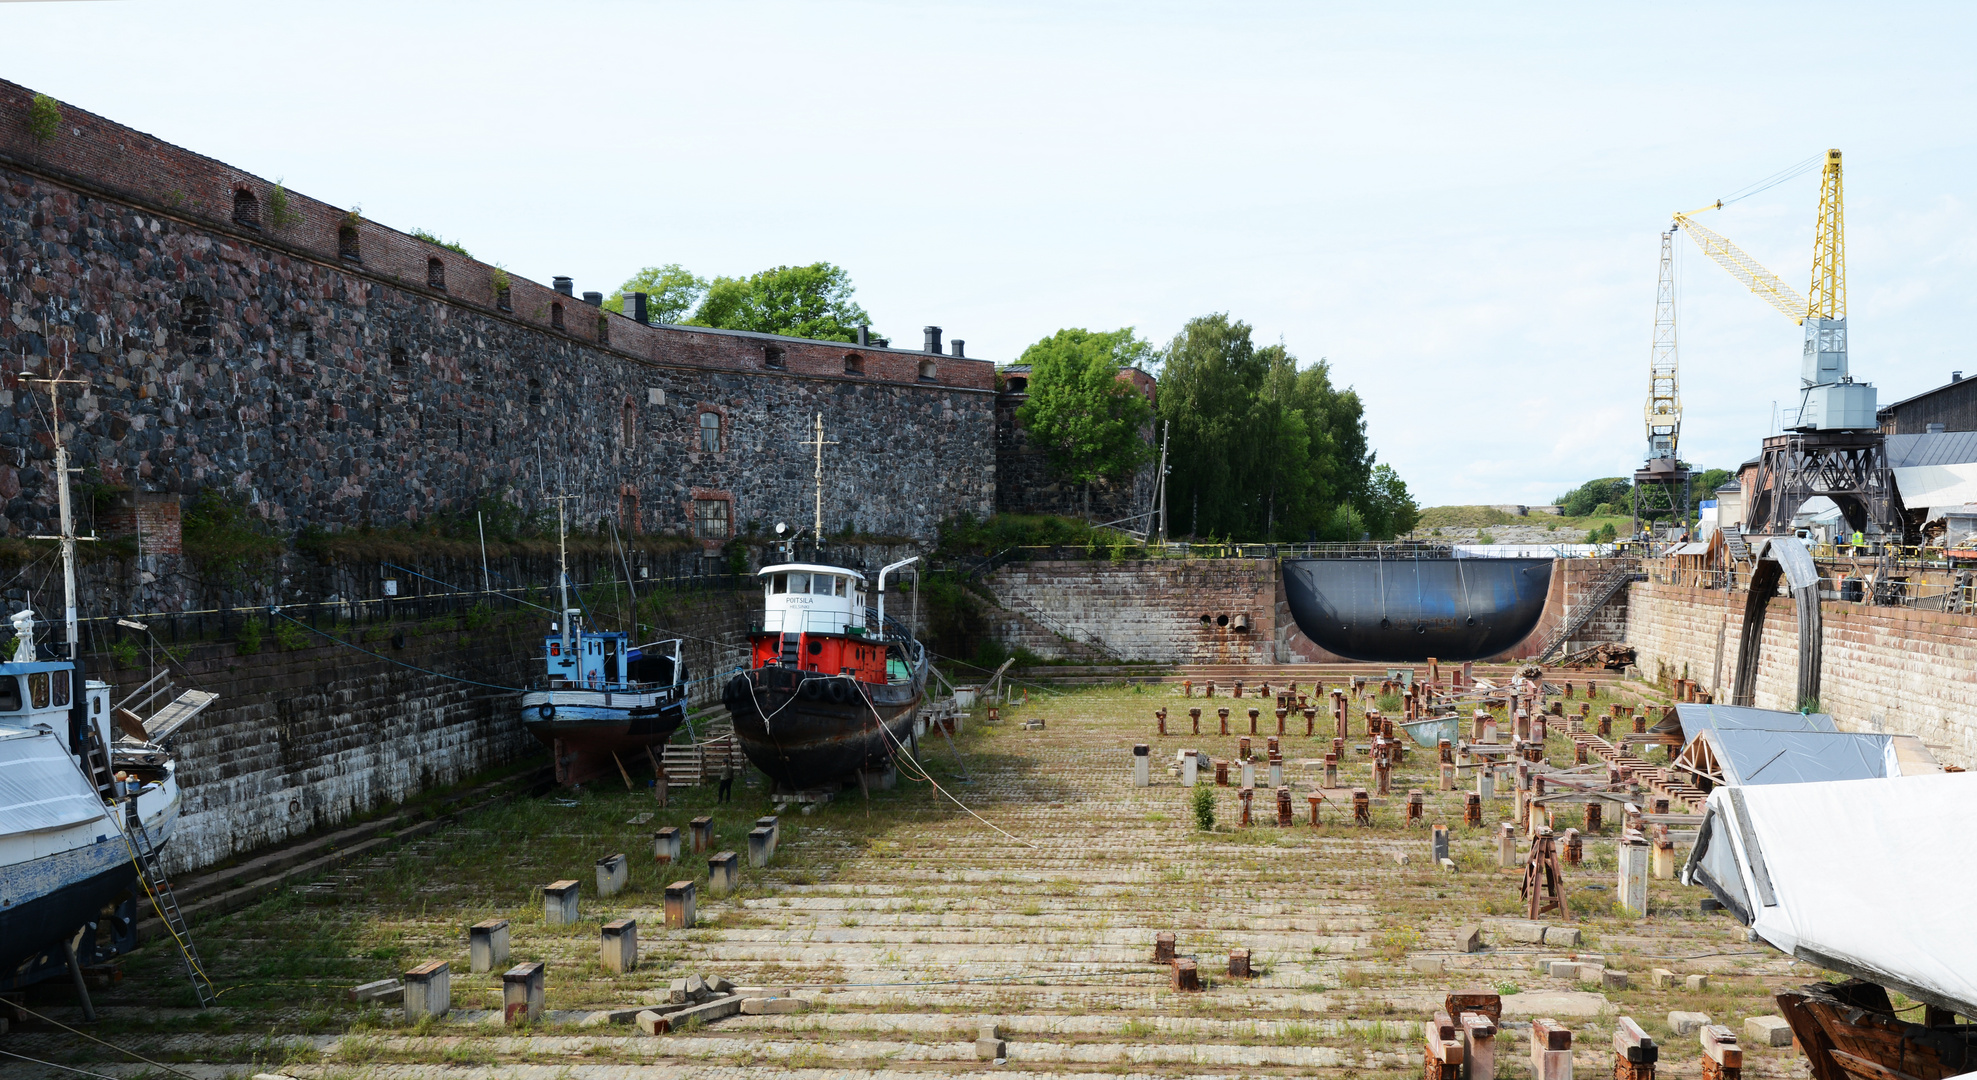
[4, 1, 1975, 507]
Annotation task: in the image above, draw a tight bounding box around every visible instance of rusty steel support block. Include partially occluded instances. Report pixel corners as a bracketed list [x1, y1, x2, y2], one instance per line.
[1156, 708, 1167, 737]
[1171, 957, 1199, 991]
[1153, 932, 1176, 963]
[1406, 789, 1424, 824]
[1228, 948, 1251, 978]
[1238, 786, 1254, 827]
[1353, 788, 1371, 826]
[1218, 707, 1230, 736]
[1464, 792, 1483, 827]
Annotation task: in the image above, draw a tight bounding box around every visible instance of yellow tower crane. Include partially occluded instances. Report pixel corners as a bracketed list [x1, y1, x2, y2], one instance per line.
[1671, 149, 1870, 431]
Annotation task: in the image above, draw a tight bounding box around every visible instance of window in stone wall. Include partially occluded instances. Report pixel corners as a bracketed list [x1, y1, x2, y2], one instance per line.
[919, 359, 938, 382]
[597, 314, 610, 345]
[699, 410, 721, 453]
[496, 285, 512, 312]
[232, 188, 260, 229]
[338, 224, 361, 262]
[694, 498, 730, 540]
[427, 257, 446, 291]
[622, 401, 636, 448]
[763, 345, 785, 369]
[844, 353, 864, 375]
[179, 296, 213, 356]
[551, 303, 565, 331]
[528, 378, 543, 406]
[390, 347, 409, 369]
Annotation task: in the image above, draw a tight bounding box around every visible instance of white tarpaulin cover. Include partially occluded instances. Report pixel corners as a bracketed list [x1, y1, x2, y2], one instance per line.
[1682, 773, 1977, 1015]
[1893, 463, 1977, 517]
[0, 728, 102, 833]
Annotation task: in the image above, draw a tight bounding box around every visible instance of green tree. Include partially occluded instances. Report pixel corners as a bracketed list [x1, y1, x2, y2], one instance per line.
[1156, 313, 1382, 541]
[687, 262, 871, 341]
[1360, 464, 1420, 540]
[1692, 467, 1734, 499]
[1555, 477, 1633, 517]
[1015, 328, 1155, 488]
[604, 263, 707, 325]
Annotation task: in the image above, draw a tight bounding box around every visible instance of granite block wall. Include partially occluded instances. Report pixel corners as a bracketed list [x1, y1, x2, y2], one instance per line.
[0, 78, 995, 624]
[982, 559, 1288, 664]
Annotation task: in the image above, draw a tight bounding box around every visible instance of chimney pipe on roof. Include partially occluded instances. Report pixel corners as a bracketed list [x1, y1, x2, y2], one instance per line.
[1928, 423, 1948, 433]
[951, 339, 965, 358]
[923, 326, 943, 354]
[1954, 371, 1964, 383]
[624, 292, 648, 324]
[857, 325, 870, 346]
[553, 276, 574, 297]
[582, 291, 603, 307]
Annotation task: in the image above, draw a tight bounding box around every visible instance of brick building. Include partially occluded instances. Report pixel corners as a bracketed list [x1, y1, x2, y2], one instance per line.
[0, 80, 997, 611]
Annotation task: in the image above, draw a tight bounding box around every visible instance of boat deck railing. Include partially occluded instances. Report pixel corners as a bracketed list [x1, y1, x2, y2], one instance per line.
[943, 540, 1628, 565]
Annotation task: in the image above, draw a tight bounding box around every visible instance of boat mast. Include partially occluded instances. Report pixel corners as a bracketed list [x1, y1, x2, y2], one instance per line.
[26, 366, 89, 659]
[557, 494, 571, 657]
[802, 412, 836, 550]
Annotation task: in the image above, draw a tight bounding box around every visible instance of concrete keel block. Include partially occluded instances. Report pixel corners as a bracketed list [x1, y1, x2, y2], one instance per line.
[1602, 969, 1630, 991]
[1744, 1015, 1794, 1047]
[740, 996, 808, 1015]
[976, 1037, 1008, 1060]
[1409, 955, 1446, 974]
[1668, 1011, 1711, 1036]
[402, 961, 449, 1021]
[595, 853, 628, 898]
[347, 978, 401, 1004]
[600, 919, 637, 974]
[634, 1009, 669, 1036]
[747, 828, 772, 868]
[1542, 925, 1583, 947]
[1686, 973, 1710, 991]
[664, 880, 697, 929]
[502, 962, 545, 1027]
[1455, 925, 1482, 953]
[1506, 922, 1549, 944]
[708, 851, 739, 896]
[542, 880, 579, 926]
[469, 919, 510, 974]
[671, 994, 742, 1027]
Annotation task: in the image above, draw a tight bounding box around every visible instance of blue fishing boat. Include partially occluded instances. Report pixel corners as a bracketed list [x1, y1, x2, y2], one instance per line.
[518, 499, 687, 785]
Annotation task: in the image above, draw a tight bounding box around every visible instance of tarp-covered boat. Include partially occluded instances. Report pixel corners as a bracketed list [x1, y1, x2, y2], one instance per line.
[1282, 556, 1553, 662]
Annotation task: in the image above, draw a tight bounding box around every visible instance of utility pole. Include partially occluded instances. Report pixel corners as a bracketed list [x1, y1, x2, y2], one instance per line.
[1155, 420, 1170, 544]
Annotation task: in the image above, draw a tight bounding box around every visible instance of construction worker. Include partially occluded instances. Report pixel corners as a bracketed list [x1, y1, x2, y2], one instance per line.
[1850, 528, 1866, 554]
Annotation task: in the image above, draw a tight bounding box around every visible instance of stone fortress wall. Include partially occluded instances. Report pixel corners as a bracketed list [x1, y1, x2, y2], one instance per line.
[0, 77, 996, 621]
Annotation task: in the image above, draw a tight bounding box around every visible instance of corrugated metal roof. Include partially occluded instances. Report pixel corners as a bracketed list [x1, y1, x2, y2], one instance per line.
[1669, 703, 1838, 742]
[1886, 431, 1977, 467]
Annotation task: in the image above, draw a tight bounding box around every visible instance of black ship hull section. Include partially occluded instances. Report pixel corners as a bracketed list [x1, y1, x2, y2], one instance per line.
[0, 861, 136, 978]
[722, 663, 925, 791]
[1282, 556, 1554, 663]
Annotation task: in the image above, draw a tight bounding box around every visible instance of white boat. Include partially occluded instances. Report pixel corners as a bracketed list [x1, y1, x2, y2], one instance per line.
[0, 615, 181, 984]
[0, 371, 210, 1001]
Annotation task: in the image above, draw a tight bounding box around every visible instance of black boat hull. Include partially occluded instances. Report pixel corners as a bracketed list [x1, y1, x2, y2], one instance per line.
[722, 664, 924, 791]
[1282, 556, 1554, 663]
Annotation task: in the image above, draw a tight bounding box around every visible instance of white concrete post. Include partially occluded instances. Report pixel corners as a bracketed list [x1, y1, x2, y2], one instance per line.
[1133, 744, 1150, 787]
[1617, 831, 1650, 915]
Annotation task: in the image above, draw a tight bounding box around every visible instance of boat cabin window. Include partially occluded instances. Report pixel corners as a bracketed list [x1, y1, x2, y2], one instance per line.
[28, 672, 49, 710]
[52, 672, 68, 708]
[0, 677, 18, 711]
[787, 572, 810, 594]
[771, 574, 787, 594]
[832, 576, 847, 597]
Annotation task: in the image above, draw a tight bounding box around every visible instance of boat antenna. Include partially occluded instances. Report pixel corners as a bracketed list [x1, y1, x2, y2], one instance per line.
[24, 363, 94, 660]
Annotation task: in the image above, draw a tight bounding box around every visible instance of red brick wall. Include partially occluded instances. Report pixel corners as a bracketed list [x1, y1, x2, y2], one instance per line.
[0, 78, 991, 392]
[1628, 581, 1976, 768]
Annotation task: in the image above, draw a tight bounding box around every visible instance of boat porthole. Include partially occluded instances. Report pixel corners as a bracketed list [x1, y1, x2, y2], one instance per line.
[1416, 624, 1427, 634]
[1380, 618, 1391, 629]
[1466, 616, 1476, 626]
[538, 703, 555, 720]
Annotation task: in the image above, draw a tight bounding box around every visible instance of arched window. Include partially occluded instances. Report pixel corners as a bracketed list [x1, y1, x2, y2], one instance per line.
[622, 400, 636, 447]
[699, 411, 721, 453]
[427, 257, 446, 290]
[844, 353, 864, 375]
[232, 187, 260, 229]
[918, 359, 938, 382]
[390, 347, 408, 369]
[551, 303, 565, 330]
[528, 378, 543, 406]
[338, 224, 360, 262]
